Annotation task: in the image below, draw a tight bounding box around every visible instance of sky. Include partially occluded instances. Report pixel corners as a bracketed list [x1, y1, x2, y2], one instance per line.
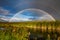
[0, 0, 60, 22]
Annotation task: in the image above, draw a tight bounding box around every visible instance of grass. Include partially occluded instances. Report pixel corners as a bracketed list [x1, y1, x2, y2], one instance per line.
[0, 21, 60, 40]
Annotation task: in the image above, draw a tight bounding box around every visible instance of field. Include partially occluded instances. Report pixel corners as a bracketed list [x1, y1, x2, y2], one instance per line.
[0, 21, 60, 40]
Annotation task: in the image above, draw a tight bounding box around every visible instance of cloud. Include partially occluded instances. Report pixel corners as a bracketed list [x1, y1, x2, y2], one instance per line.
[9, 8, 55, 22]
[0, 7, 14, 22]
[38, 14, 56, 21]
[0, 16, 10, 21]
[0, 7, 10, 15]
[9, 17, 32, 22]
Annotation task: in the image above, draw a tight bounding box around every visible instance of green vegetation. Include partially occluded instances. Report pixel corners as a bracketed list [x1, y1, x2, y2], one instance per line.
[0, 21, 60, 40]
[0, 27, 29, 40]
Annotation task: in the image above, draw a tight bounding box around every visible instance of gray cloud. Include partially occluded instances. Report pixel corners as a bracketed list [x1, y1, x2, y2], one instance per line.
[0, 7, 11, 22]
[0, 7, 10, 15]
